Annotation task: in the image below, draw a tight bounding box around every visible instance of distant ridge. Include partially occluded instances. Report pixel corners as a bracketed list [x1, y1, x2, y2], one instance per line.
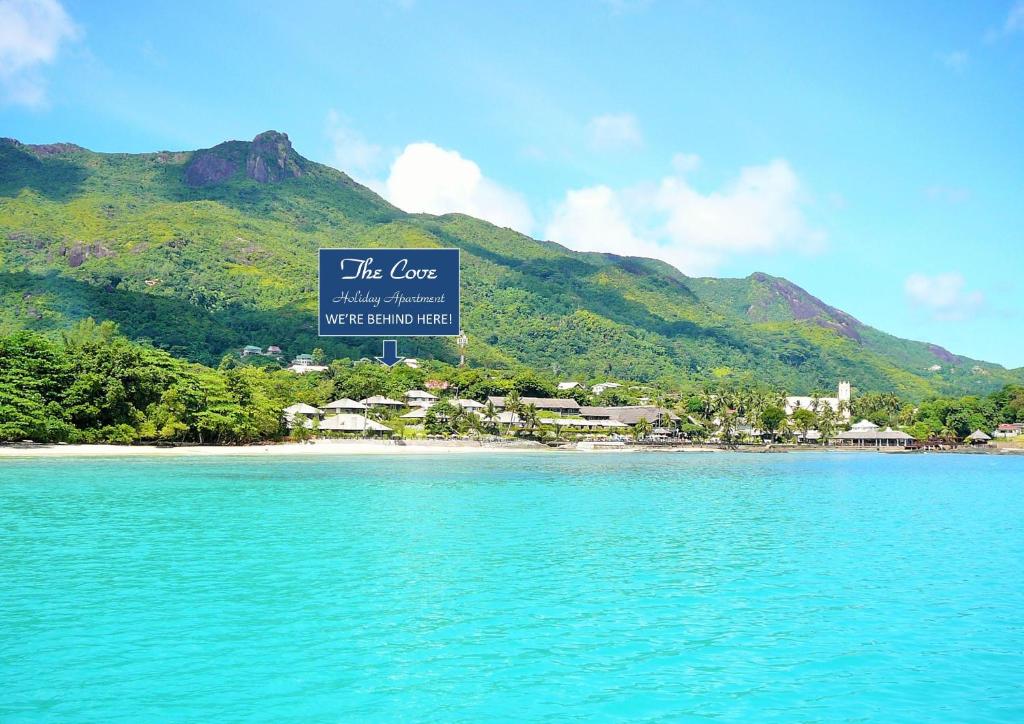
[0, 132, 1018, 398]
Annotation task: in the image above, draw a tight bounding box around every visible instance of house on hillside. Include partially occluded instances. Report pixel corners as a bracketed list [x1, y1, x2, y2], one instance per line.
[454, 399, 485, 411]
[405, 390, 438, 407]
[287, 353, 328, 374]
[322, 398, 367, 415]
[591, 382, 622, 395]
[242, 345, 263, 357]
[994, 423, 1023, 438]
[487, 396, 581, 415]
[360, 395, 405, 409]
[557, 381, 581, 391]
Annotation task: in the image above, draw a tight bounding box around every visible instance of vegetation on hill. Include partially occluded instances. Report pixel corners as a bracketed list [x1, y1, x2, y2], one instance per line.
[1, 132, 1019, 399]
[2, 320, 1021, 445]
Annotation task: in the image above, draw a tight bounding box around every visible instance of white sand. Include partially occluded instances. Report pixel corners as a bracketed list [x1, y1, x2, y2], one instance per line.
[0, 439, 553, 459]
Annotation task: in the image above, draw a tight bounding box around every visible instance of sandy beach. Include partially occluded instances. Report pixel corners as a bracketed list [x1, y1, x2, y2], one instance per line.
[2, 440, 1020, 459]
[0, 439, 554, 459]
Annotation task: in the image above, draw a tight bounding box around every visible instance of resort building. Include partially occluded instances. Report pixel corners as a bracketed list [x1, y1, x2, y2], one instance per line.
[487, 396, 581, 415]
[241, 345, 263, 357]
[405, 390, 438, 407]
[266, 345, 282, 357]
[540, 417, 629, 432]
[322, 398, 367, 415]
[591, 382, 622, 395]
[400, 407, 430, 420]
[318, 414, 392, 435]
[557, 381, 582, 391]
[283, 403, 321, 429]
[580, 406, 680, 426]
[832, 419, 915, 447]
[994, 423, 1023, 438]
[785, 381, 851, 420]
[360, 395, 405, 409]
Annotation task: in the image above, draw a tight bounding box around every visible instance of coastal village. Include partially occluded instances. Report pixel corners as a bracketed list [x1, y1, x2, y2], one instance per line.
[239, 344, 1023, 452]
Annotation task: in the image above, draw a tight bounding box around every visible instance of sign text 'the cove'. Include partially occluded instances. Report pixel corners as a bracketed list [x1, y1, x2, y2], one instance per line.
[318, 248, 460, 337]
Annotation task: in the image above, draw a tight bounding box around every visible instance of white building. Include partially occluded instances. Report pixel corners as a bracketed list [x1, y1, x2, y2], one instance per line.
[557, 381, 581, 391]
[994, 423, 1023, 438]
[322, 398, 367, 415]
[405, 390, 438, 407]
[287, 353, 329, 374]
[786, 381, 851, 420]
[591, 382, 622, 395]
[318, 414, 392, 434]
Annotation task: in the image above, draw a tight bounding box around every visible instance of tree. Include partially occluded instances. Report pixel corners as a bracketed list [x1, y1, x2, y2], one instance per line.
[791, 408, 817, 442]
[503, 390, 522, 436]
[759, 405, 786, 443]
[633, 417, 653, 441]
[817, 405, 838, 443]
[425, 400, 460, 437]
[519, 403, 540, 437]
[482, 400, 499, 434]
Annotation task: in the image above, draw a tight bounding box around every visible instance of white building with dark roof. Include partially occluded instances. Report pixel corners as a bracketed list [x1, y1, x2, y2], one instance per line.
[487, 396, 580, 415]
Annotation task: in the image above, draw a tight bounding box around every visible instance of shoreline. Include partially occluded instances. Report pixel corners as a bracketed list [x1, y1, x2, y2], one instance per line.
[1, 439, 1021, 459]
[0, 439, 551, 459]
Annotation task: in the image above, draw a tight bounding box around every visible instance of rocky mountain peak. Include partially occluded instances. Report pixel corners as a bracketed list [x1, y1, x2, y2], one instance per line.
[246, 130, 303, 183]
[183, 130, 305, 187]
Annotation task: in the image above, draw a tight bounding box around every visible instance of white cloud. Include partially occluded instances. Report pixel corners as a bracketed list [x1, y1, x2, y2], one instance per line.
[941, 50, 969, 72]
[384, 142, 535, 234]
[547, 185, 648, 253]
[586, 113, 643, 151]
[545, 158, 823, 275]
[986, 1, 1024, 41]
[0, 0, 78, 107]
[1006, 1, 1024, 33]
[905, 272, 985, 321]
[325, 109, 385, 179]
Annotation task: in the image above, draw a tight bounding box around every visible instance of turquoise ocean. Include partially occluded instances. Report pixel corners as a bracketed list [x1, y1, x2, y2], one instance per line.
[2, 452, 1022, 721]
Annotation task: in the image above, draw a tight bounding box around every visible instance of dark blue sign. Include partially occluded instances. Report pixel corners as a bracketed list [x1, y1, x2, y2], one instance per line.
[318, 248, 460, 337]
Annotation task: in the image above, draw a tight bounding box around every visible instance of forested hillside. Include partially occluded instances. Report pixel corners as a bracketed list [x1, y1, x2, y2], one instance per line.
[1, 131, 1018, 398]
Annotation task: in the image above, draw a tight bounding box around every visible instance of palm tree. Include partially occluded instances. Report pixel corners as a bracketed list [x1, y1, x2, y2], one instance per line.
[633, 417, 653, 442]
[699, 387, 717, 423]
[482, 400, 499, 434]
[465, 411, 483, 441]
[817, 405, 838, 443]
[503, 390, 522, 436]
[520, 403, 540, 437]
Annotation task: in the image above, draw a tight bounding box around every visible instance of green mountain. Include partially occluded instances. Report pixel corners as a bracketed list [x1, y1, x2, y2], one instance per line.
[0, 131, 1017, 398]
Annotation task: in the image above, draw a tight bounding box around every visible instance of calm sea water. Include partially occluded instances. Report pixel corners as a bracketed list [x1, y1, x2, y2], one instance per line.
[1, 452, 1022, 722]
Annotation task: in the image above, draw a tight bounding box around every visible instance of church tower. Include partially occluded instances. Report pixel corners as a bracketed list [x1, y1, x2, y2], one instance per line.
[838, 381, 852, 419]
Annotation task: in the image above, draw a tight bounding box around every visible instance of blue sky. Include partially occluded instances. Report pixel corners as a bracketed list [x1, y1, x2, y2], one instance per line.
[2, 0, 1022, 366]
